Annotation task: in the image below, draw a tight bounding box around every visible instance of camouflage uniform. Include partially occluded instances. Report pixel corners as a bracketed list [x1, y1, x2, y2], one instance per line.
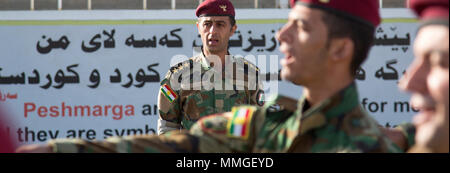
[157, 52, 264, 134]
[49, 83, 402, 153]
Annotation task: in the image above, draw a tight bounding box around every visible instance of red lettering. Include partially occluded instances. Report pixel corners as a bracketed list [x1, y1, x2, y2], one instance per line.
[38, 106, 47, 117]
[62, 102, 72, 117]
[125, 105, 135, 116]
[74, 105, 90, 117]
[23, 102, 134, 120]
[24, 102, 36, 118]
[50, 106, 59, 117]
[104, 105, 111, 116]
[112, 105, 123, 120]
[93, 105, 102, 116]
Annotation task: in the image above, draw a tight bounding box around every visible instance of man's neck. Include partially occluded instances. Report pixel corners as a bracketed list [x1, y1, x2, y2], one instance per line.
[203, 47, 228, 67]
[303, 75, 354, 107]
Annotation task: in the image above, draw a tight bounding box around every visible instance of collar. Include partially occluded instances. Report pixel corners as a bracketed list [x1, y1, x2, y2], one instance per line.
[199, 47, 233, 70]
[297, 82, 360, 134]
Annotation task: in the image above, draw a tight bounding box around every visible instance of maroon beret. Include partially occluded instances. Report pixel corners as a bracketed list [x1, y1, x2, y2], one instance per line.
[409, 0, 449, 20]
[290, 0, 381, 28]
[196, 0, 235, 17]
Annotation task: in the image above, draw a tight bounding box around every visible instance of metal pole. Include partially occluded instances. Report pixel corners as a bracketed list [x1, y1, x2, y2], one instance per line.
[143, 0, 147, 10]
[58, 0, 62, 10]
[171, 0, 176, 10]
[88, 0, 92, 10]
[255, 0, 259, 8]
[379, 0, 383, 8]
[30, 0, 34, 11]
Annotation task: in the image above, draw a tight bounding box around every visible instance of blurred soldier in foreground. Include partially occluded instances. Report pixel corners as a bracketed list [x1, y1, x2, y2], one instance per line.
[157, 0, 264, 135]
[400, 0, 449, 153]
[17, 0, 402, 153]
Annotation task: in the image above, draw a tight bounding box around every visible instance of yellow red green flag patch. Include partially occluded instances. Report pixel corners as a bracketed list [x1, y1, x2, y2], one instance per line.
[227, 106, 256, 140]
[161, 84, 177, 103]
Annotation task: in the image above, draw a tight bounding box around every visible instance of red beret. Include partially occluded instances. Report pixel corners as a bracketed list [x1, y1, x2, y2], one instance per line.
[196, 0, 235, 17]
[290, 0, 381, 28]
[409, 0, 449, 20]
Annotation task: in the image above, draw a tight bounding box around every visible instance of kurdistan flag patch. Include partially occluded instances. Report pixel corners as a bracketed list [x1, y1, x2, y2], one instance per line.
[161, 84, 177, 103]
[227, 106, 256, 140]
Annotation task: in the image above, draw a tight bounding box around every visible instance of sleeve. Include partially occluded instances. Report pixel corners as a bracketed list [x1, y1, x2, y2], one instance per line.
[157, 72, 182, 135]
[49, 131, 200, 153]
[49, 106, 263, 153]
[157, 118, 180, 135]
[394, 123, 416, 150]
[188, 110, 256, 153]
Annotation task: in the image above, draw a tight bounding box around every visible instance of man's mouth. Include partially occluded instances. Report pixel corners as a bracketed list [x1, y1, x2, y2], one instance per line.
[208, 38, 219, 45]
[411, 94, 437, 126]
[410, 94, 436, 112]
[280, 53, 293, 67]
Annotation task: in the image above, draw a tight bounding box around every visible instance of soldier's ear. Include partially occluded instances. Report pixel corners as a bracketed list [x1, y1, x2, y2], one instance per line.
[230, 25, 237, 36]
[328, 37, 354, 63]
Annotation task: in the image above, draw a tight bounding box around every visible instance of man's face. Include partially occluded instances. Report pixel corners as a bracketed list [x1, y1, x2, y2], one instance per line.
[197, 16, 236, 54]
[400, 25, 449, 152]
[277, 5, 330, 86]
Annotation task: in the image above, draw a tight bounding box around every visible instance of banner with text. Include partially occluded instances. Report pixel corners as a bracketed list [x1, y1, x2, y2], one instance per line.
[0, 9, 418, 145]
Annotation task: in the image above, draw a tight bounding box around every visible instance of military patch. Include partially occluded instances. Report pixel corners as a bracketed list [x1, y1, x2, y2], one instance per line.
[160, 84, 177, 103]
[256, 90, 265, 106]
[227, 106, 256, 140]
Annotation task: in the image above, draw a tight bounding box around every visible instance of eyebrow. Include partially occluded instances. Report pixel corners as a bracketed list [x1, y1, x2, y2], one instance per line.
[292, 18, 310, 28]
[202, 19, 227, 24]
[432, 50, 450, 59]
[288, 13, 310, 28]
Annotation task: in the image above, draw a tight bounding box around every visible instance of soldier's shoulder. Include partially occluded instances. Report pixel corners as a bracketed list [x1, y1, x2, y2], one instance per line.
[168, 58, 195, 75]
[263, 95, 298, 114]
[190, 113, 230, 135]
[162, 56, 200, 84]
[234, 56, 260, 72]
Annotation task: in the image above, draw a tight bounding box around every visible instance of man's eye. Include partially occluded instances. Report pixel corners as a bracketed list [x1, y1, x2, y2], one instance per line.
[430, 52, 449, 68]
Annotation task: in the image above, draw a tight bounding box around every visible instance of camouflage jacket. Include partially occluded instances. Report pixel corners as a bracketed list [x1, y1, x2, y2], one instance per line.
[157, 53, 264, 134]
[50, 82, 402, 153]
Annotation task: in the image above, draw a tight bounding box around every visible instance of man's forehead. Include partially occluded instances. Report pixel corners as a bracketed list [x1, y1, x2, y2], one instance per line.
[288, 5, 323, 23]
[198, 16, 229, 22]
[414, 25, 449, 54]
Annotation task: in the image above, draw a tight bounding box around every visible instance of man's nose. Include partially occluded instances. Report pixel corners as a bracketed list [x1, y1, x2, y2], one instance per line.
[209, 24, 218, 34]
[276, 24, 291, 44]
[399, 61, 429, 95]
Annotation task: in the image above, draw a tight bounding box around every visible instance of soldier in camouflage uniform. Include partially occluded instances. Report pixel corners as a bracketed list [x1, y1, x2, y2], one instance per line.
[157, 0, 264, 135]
[17, 0, 405, 153]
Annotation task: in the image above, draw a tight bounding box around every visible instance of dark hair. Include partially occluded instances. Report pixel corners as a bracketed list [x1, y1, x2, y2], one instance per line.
[321, 11, 375, 76]
[229, 16, 236, 27]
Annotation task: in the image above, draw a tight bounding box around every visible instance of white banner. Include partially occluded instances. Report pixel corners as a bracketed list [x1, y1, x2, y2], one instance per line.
[0, 9, 419, 145]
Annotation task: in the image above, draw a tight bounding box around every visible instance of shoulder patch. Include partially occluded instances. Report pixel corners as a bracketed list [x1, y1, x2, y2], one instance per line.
[160, 84, 178, 103]
[227, 106, 257, 140]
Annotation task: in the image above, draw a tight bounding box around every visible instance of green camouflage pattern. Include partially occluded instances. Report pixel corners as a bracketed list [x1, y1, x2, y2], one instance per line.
[50, 82, 402, 153]
[158, 53, 263, 134]
[395, 123, 416, 150]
